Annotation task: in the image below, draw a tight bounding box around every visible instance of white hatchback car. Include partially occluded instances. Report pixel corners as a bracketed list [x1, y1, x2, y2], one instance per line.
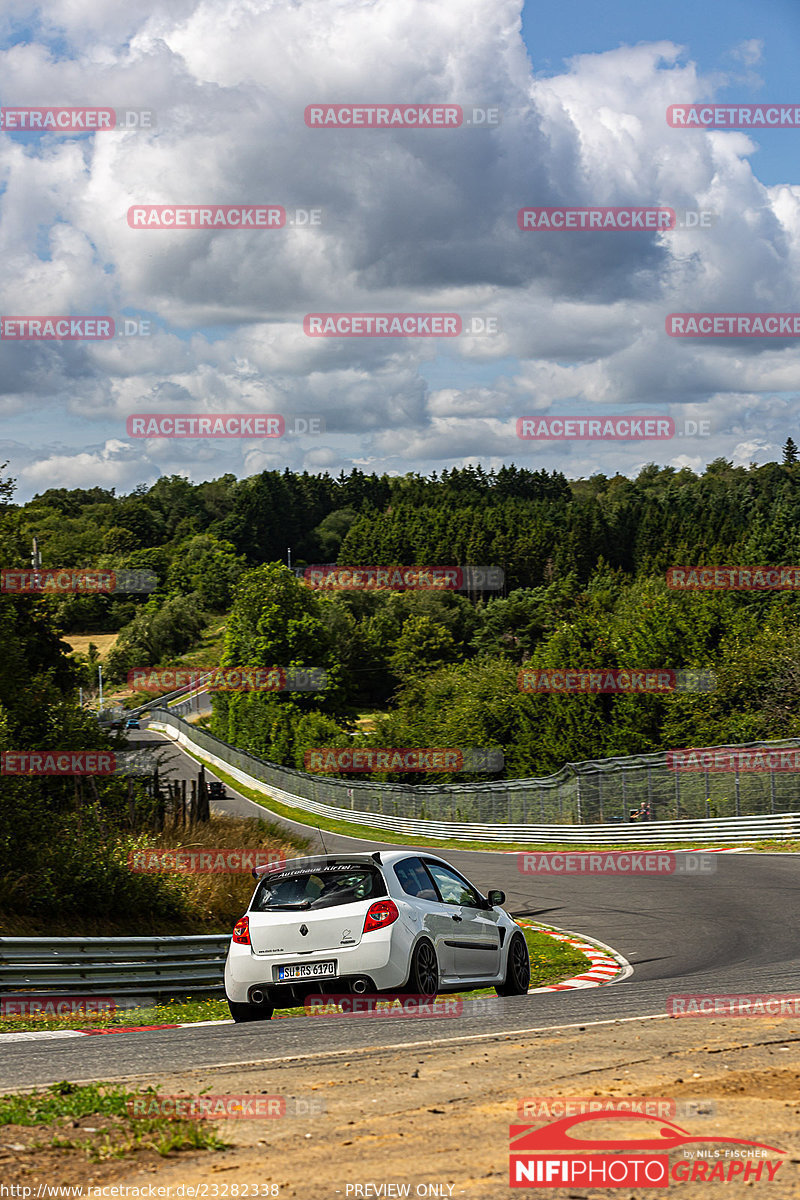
[224, 849, 530, 1021]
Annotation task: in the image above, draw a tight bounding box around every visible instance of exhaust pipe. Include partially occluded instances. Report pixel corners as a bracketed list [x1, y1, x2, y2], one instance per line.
[251, 989, 265, 1004]
[352, 978, 369, 994]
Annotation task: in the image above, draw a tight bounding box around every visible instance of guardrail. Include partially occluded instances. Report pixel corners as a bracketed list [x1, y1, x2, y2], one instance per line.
[0, 935, 229, 1001]
[150, 714, 800, 843]
[128, 673, 215, 718]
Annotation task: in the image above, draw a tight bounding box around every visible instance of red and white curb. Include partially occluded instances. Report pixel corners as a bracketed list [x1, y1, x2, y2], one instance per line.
[518, 921, 632, 993]
[0, 1019, 230, 1042]
[680, 846, 744, 853]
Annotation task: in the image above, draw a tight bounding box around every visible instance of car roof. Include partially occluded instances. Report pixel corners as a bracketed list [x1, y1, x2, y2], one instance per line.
[253, 848, 451, 877]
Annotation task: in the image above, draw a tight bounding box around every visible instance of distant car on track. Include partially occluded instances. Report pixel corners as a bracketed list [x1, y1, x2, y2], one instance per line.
[125, 717, 140, 729]
[224, 849, 530, 1022]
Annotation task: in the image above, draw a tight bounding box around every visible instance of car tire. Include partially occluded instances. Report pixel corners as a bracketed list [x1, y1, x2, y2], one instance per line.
[495, 932, 531, 996]
[403, 938, 439, 998]
[227, 998, 274, 1022]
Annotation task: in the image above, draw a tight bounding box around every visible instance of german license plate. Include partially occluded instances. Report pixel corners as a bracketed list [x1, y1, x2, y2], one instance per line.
[277, 960, 337, 981]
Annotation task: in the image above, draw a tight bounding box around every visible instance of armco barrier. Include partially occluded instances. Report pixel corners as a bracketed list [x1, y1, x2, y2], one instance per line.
[128, 673, 215, 718]
[0, 936, 229, 1001]
[148, 711, 800, 843]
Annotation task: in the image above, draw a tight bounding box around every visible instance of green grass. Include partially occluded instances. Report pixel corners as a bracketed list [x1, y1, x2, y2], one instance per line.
[0, 1081, 229, 1162]
[104, 614, 229, 709]
[0, 996, 229, 1033]
[749, 838, 800, 852]
[1, 928, 592, 1031]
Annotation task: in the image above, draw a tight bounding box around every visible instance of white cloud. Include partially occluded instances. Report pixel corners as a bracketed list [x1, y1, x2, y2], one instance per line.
[1, 0, 799, 497]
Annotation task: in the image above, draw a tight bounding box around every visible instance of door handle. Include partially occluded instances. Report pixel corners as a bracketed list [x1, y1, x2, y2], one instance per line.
[451, 913, 463, 922]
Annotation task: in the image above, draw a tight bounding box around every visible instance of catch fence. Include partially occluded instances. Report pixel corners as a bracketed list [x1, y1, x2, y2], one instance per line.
[148, 708, 800, 829]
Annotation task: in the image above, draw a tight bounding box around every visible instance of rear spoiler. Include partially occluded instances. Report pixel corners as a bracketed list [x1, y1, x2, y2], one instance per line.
[252, 850, 382, 880]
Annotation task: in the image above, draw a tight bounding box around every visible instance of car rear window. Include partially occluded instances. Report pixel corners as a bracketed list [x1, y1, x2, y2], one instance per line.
[251, 863, 386, 911]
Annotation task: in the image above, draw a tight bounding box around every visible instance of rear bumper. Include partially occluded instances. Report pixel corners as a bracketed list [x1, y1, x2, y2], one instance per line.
[224, 935, 402, 1005]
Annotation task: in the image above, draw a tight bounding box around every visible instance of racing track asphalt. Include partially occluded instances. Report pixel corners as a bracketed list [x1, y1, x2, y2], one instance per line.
[1, 726, 798, 1090]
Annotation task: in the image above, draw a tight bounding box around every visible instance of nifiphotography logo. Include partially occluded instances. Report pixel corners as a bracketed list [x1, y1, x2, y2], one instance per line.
[509, 1112, 785, 1188]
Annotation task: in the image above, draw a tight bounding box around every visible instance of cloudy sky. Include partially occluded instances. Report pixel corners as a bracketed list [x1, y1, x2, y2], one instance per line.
[1, 0, 800, 500]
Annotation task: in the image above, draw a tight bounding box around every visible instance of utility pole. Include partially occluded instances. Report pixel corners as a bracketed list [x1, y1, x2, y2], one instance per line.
[287, 547, 292, 569]
[31, 536, 41, 584]
[98, 663, 104, 712]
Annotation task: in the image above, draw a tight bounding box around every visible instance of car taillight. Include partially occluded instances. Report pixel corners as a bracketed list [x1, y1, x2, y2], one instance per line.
[363, 899, 399, 934]
[232, 915, 250, 945]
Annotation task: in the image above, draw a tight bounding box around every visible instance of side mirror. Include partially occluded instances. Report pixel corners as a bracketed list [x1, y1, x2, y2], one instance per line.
[487, 889, 505, 907]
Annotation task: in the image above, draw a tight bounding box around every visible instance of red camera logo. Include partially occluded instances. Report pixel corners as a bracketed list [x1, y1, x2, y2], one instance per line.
[510, 1112, 785, 1187]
